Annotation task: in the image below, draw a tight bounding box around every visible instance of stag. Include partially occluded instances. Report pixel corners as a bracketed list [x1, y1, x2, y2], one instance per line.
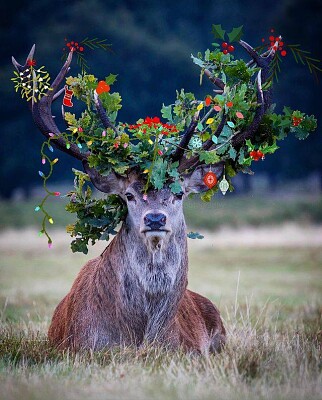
[12, 40, 275, 353]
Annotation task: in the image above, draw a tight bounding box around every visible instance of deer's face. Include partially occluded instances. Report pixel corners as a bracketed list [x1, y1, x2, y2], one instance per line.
[121, 181, 185, 251]
[84, 163, 224, 251]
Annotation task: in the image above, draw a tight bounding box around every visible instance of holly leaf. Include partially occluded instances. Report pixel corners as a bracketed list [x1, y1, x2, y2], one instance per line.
[227, 25, 244, 43]
[105, 74, 118, 85]
[212, 24, 226, 40]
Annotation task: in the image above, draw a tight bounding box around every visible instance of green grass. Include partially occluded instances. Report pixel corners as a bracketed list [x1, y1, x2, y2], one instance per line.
[0, 229, 321, 400]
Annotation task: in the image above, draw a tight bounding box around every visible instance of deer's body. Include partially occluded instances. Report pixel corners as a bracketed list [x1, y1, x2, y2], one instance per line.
[48, 219, 225, 353]
[13, 37, 276, 354]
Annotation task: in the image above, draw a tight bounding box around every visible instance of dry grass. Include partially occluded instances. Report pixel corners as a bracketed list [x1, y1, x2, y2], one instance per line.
[0, 226, 321, 400]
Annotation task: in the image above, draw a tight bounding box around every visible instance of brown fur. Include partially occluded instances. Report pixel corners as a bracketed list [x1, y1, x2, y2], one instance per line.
[48, 224, 226, 353]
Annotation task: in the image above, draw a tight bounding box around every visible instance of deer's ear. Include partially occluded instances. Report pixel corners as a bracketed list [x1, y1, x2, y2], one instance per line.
[182, 162, 225, 195]
[83, 161, 128, 194]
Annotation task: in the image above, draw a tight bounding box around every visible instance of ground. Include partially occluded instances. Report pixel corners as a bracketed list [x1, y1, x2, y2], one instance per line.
[0, 224, 321, 400]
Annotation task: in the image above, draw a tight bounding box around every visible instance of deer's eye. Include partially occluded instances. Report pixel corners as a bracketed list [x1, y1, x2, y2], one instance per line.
[174, 191, 184, 200]
[125, 192, 135, 201]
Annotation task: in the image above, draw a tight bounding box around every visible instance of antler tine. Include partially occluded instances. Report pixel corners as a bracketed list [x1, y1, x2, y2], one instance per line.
[12, 46, 88, 162]
[93, 92, 118, 134]
[174, 69, 226, 170]
[171, 111, 200, 162]
[231, 69, 265, 147]
[46, 50, 73, 100]
[12, 44, 36, 72]
[204, 69, 224, 91]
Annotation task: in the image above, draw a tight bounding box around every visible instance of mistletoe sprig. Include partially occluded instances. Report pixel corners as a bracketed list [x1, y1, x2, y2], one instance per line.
[62, 38, 112, 73]
[11, 59, 52, 102]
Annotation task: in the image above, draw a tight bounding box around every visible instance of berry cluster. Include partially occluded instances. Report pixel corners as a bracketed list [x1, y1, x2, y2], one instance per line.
[262, 30, 286, 57]
[250, 150, 264, 161]
[127, 116, 179, 136]
[221, 42, 235, 55]
[64, 39, 84, 52]
[292, 116, 303, 127]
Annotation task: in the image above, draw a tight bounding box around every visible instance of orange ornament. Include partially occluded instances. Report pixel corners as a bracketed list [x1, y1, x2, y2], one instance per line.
[203, 172, 218, 189]
[96, 81, 110, 94]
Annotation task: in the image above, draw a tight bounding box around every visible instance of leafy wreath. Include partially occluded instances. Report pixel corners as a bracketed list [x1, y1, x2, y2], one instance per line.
[12, 27, 319, 253]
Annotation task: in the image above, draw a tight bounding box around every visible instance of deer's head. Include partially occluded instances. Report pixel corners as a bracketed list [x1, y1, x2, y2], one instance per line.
[83, 161, 224, 252]
[11, 38, 284, 252]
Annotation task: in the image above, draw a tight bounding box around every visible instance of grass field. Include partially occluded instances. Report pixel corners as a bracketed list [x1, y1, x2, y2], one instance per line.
[0, 224, 321, 400]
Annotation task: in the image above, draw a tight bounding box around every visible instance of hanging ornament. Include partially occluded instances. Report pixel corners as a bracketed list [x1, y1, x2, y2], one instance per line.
[219, 174, 229, 195]
[63, 85, 74, 107]
[203, 171, 218, 189]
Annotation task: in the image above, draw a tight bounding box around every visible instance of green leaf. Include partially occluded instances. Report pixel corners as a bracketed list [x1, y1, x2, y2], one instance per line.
[151, 158, 168, 190]
[187, 231, 204, 239]
[105, 74, 118, 85]
[227, 25, 244, 43]
[199, 150, 221, 164]
[228, 147, 237, 160]
[197, 122, 203, 131]
[212, 24, 226, 40]
[212, 135, 218, 144]
[169, 180, 182, 194]
[161, 104, 173, 122]
[191, 54, 205, 68]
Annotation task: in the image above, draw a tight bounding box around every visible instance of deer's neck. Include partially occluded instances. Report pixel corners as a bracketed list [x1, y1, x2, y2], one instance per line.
[100, 220, 188, 342]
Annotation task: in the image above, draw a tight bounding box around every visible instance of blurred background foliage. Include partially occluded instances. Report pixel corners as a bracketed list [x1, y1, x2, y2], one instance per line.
[1, 0, 321, 199]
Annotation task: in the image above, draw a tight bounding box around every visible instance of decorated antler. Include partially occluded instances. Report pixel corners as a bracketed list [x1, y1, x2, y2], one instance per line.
[174, 38, 278, 173]
[12, 46, 88, 162]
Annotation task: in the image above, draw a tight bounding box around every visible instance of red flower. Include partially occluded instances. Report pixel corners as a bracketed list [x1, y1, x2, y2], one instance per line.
[152, 117, 160, 123]
[27, 59, 36, 67]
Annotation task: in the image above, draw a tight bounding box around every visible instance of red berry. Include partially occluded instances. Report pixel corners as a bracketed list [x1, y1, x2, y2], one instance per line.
[270, 28, 275, 33]
[71, 41, 74, 45]
[205, 97, 212, 106]
[226, 101, 233, 108]
[67, 43, 71, 47]
[269, 35, 275, 41]
[79, 46, 84, 52]
[279, 41, 284, 46]
[262, 38, 265, 42]
[281, 50, 287, 57]
[275, 37, 280, 42]
[75, 42, 78, 46]
[257, 150, 264, 158]
[227, 45, 235, 52]
[222, 42, 228, 48]
[223, 49, 228, 54]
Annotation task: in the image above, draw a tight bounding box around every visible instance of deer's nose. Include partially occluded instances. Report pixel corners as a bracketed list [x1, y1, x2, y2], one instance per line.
[144, 213, 167, 230]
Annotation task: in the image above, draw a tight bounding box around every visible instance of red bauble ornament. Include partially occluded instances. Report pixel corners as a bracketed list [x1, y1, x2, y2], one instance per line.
[203, 172, 218, 189]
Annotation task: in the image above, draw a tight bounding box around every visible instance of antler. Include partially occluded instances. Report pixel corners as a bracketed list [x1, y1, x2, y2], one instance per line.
[12, 46, 88, 161]
[173, 39, 277, 173]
